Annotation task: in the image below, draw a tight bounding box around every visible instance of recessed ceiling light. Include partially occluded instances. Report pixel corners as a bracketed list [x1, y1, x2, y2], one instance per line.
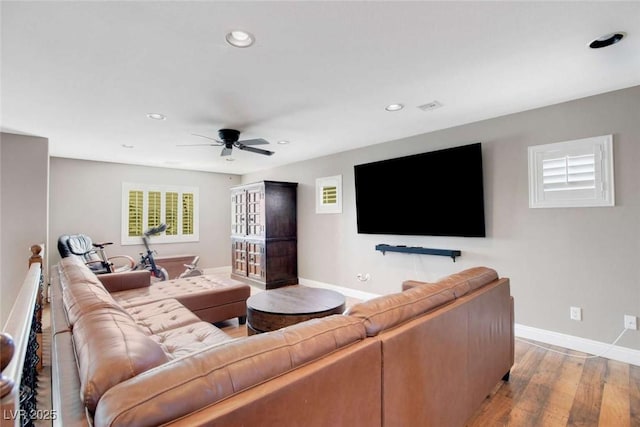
[277, 140, 290, 145]
[385, 103, 404, 112]
[589, 32, 625, 49]
[146, 113, 166, 120]
[225, 157, 235, 162]
[121, 144, 134, 149]
[226, 30, 255, 48]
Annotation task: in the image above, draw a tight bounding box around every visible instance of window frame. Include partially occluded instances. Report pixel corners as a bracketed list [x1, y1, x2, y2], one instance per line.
[528, 135, 614, 208]
[121, 182, 200, 245]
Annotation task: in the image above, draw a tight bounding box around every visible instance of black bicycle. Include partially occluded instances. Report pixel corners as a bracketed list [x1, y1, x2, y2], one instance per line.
[133, 224, 169, 281]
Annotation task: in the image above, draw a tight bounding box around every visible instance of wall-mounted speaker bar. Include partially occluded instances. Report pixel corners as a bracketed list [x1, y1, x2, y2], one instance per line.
[375, 244, 461, 262]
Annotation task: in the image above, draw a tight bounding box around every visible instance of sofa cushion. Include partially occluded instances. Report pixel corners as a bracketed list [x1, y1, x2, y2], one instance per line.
[72, 308, 170, 413]
[93, 315, 366, 427]
[151, 322, 234, 359]
[402, 266, 498, 296]
[110, 274, 250, 311]
[430, 266, 498, 297]
[60, 259, 131, 326]
[63, 280, 130, 326]
[97, 269, 151, 293]
[59, 256, 106, 290]
[350, 267, 499, 337]
[345, 284, 456, 336]
[125, 299, 202, 335]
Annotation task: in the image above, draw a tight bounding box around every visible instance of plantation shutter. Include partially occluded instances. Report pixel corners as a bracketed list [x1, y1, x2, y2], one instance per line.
[528, 135, 613, 208]
[182, 193, 194, 235]
[148, 191, 162, 229]
[165, 192, 178, 235]
[128, 190, 144, 237]
[122, 183, 199, 244]
[542, 154, 596, 192]
[321, 185, 338, 205]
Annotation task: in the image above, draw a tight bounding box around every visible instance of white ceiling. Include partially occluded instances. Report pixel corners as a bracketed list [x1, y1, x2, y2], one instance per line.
[2, 1, 639, 175]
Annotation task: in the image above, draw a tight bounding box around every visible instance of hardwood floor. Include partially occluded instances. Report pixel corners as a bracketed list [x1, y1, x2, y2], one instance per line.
[466, 339, 640, 426]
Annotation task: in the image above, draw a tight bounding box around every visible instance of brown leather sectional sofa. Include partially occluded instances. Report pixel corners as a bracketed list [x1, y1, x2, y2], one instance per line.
[50, 257, 513, 427]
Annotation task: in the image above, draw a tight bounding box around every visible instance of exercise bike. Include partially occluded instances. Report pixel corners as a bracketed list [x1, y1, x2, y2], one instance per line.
[133, 224, 169, 281]
[178, 256, 204, 279]
[90, 241, 135, 274]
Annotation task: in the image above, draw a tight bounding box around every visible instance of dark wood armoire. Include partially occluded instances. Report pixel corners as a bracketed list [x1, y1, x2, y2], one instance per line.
[230, 181, 298, 289]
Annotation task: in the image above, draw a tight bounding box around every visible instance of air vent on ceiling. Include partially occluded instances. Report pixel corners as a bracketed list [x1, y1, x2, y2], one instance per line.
[417, 101, 443, 111]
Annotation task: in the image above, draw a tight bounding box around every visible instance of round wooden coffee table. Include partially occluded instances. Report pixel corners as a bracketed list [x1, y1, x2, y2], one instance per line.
[246, 286, 346, 335]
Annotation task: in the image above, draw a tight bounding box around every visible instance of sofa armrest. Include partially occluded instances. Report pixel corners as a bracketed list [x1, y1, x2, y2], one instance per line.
[98, 270, 151, 293]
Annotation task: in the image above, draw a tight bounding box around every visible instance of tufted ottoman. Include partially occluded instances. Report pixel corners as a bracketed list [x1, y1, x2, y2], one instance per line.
[110, 273, 251, 325]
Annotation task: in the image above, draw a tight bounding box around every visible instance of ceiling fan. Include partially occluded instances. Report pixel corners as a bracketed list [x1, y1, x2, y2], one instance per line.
[178, 128, 274, 157]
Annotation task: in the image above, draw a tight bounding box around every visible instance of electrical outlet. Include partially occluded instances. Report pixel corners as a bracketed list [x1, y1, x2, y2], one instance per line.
[624, 315, 638, 330]
[356, 273, 370, 282]
[570, 306, 582, 321]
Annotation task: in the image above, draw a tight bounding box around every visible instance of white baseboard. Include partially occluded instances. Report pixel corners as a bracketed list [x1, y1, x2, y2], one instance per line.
[202, 266, 232, 274]
[302, 278, 640, 366]
[515, 323, 640, 366]
[211, 269, 639, 366]
[298, 277, 381, 301]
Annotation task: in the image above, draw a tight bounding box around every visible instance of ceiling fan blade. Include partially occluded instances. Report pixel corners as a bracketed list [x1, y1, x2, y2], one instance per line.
[237, 144, 274, 156]
[221, 147, 233, 156]
[192, 133, 223, 143]
[239, 138, 269, 146]
[177, 143, 221, 147]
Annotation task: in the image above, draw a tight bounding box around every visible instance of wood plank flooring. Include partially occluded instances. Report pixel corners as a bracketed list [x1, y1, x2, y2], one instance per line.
[466, 338, 640, 426]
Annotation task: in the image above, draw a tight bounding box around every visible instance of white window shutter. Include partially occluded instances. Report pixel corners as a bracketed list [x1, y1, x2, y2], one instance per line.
[528, 135, 614, 208]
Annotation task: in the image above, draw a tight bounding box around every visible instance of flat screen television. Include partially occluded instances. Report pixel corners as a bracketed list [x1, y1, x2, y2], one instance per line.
[354, 142, 486, 237]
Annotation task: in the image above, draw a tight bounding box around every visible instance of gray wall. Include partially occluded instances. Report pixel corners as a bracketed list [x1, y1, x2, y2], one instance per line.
[243, 86, 640, 350]
[1, 133, 49, 327]
[49, 158, 241, 274]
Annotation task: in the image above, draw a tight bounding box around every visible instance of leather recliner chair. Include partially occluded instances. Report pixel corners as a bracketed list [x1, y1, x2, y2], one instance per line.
[57, 234, 111, 274]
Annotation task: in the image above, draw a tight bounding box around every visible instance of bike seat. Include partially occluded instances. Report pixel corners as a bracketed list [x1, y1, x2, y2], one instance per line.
[92, 241, 113, 248]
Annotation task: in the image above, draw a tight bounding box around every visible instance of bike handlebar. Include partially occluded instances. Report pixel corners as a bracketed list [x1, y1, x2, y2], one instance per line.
[144, 223, 167, 236]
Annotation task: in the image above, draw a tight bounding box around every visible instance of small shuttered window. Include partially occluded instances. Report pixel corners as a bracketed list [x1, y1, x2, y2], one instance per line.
[315, 175, 343, 214]
[528, 135, 614, 208]
[122, 183, 199, 244]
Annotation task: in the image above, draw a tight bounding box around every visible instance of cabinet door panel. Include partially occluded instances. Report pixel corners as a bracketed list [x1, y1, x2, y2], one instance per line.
[246, 186, 265, 237]
[231, 190, 247, 236]
[246, 241, 264, 280]
[231, 239, 247, 276]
